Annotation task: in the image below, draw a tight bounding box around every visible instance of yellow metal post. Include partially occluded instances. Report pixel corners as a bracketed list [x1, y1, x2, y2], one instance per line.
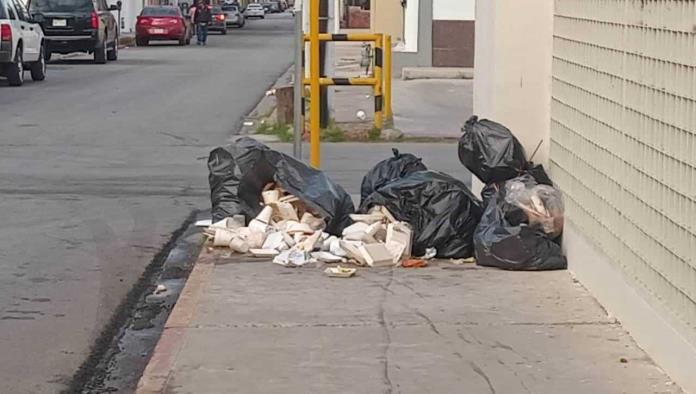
[309, 0, 321, 168]
[373, 34, 383, 130]
[383, 35, 393, 123]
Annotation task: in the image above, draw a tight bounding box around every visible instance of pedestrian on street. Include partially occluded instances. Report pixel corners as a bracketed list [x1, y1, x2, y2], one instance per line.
[191, 0, 211, 46]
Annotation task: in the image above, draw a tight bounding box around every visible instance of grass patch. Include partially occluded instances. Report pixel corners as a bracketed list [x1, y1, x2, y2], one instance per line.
[367, 127, 382, 141]
[321, 121, 346, 142]
[256, 122, 294, 142]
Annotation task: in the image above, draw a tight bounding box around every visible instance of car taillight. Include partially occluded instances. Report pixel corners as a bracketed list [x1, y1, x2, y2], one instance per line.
[90, 11, 98, 29]
[0, 24, 11, 42]
[137, 16, 151, 26]
[216, 14, 224, 21]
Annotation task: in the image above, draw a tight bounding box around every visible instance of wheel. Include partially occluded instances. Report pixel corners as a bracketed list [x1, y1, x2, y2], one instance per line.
[30, 45, 46, 81]
[261, 15, 265, 19]
[179, 37, 186, 45]
[94, 41, 106, 64]
[185, 36, 191, 45]
[221, 28, 227, 35]
[107, 41, 118, 61]
[6, 47, 24, 86]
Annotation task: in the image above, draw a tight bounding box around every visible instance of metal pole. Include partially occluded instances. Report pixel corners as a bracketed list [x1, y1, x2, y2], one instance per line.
[309, 0, 321, 168]
[383, 34, 393, 123]
[373, 34, 383, 130]
[293, 4, 303, 159]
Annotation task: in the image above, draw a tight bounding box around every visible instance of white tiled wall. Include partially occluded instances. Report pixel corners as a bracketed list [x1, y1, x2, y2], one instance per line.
[550, 0, 696, 331]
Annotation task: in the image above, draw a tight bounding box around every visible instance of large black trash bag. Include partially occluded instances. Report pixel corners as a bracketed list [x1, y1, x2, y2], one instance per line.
[208, 137, 355, 235]
[360, 148, 427, 205]
[458, 115, 527, 183]
[474, 183, 567, 271]
[360, 171, 483, 258]
[208, 138, 269, 222]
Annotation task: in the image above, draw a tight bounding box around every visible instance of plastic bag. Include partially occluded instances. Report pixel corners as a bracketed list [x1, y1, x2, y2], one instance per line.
[474, 177, 567, 271]
[360, 171, 483, 258]
[360, 148, 427, 204]
[208, 137, 355, 235]
[504, 176, 564, 238]
[458, 116, 527, 183]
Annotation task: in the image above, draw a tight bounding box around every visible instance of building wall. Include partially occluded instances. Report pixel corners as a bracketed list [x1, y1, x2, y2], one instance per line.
[473, 0, 554, 167]
[432, 0, 474, 67]
[549, 0, 696, 391]
[393, 0, 432, 72]
[370, 0, 402, 42]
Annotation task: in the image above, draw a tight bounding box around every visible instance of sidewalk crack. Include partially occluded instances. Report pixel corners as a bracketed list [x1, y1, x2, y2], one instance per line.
[377, 269, 395, 394]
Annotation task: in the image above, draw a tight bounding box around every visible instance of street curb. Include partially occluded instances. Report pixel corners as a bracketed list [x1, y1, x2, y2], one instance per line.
[402, 67, 474, 80]
[237, 64, 294, 136]
[119, 35, 136, 49]
[135, 250, 216, 394]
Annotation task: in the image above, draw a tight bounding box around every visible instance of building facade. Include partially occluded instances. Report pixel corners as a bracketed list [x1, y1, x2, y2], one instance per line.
[475, 1, 696, 392]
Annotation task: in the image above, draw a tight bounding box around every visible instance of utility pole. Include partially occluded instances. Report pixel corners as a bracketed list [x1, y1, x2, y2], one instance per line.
[292, 1, 303, 159]
[309, 0, 321, 168]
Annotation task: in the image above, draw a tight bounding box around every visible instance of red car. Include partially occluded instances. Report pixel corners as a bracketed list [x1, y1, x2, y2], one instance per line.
[136, 6, 191, 46]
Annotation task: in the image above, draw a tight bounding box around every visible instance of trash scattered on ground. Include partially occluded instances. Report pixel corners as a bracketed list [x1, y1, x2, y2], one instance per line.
[420, 247, 437, 260]
[458, 115, 527, 184]
[204, 141, 419, 271]
[207, 137, 354, 234]
[450, 257, 476, 265]
[194, 219, 212, 227]
[324, 265, 357, 278]
[361, 171, 482, 259]
[154, 284, 167, 294]
[458, 116, 568, 271]
[474, 175, 567, 271]
[402, 259, 428, 268]
[360, 148, 427, 205]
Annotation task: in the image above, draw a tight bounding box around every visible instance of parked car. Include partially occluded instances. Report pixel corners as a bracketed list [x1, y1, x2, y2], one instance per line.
[135, 6, 190, 46]
[28, 0, 120, 64]
[243, 3, 263, 19]
[0, 0, 46, 86]
[221, 3, 243, 28]
[208, 6, 226, 34]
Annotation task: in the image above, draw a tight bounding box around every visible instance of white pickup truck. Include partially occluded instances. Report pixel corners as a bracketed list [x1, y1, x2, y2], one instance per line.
[0, 0, 46, 86]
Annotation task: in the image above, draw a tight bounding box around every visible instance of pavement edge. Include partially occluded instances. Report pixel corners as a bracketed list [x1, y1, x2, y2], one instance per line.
[135, 250, 215, 394]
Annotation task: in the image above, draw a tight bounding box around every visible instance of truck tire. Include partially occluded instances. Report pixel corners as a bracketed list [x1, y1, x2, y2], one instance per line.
[30, 45, 46, 81]
[6, 46, 24, 86]
[107, 41, 118, 61]
[94, 41, 107, 64]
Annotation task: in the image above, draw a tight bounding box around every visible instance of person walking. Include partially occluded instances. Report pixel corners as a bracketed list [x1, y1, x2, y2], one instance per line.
[191, 0, 211, 46]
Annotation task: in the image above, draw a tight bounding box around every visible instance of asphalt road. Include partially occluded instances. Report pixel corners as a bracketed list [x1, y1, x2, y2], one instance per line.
[0, 14, 293, 393]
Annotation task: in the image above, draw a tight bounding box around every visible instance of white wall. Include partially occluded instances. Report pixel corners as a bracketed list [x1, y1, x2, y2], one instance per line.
[473, 0, 553, 167]
[433, 0, 474, 21]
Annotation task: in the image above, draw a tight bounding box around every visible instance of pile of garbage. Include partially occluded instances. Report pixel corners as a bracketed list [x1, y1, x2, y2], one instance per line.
[204, 124, 566, 273]
[458, 115, 567, 271]
[204, 140, 417, 270]
[201, 185, 415, 269]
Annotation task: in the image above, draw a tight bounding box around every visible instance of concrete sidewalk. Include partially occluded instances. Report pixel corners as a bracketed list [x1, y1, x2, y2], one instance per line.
[331, 43, 472, 139]
[136, 142, 680, 394]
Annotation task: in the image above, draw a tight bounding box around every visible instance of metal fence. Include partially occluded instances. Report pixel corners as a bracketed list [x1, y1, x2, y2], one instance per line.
[550, 0, 696, 329]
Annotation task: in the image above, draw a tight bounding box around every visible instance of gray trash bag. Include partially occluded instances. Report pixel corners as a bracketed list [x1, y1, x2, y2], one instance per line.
[360, 148, 427, 205]
[474, 178, 567, 271]
[458, 115, 527, 184]
[207, 137, 355, 235]
[360, 170, 483, 258]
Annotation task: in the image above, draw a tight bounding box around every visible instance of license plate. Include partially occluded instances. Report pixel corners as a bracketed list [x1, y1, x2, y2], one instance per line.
[52, 19, 67, 27]
[150, 28, 166, 34]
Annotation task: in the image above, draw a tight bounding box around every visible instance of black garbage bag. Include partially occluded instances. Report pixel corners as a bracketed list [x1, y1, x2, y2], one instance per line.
[360, 171, 483, 258]
[360, 148, 427, 205]
[458, 116, 527, 184]
[474, 181, 566, 271]
[208, 137, 355, 235]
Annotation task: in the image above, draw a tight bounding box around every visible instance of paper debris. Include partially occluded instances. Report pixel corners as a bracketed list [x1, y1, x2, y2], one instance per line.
[324, 265, 357, 278]
[312, 251, 347, 264]
[195, 219, 212, 227]
[249, 249, 280, 258]
[359, 243, 394, 267]
[262, 232, 286, 251]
